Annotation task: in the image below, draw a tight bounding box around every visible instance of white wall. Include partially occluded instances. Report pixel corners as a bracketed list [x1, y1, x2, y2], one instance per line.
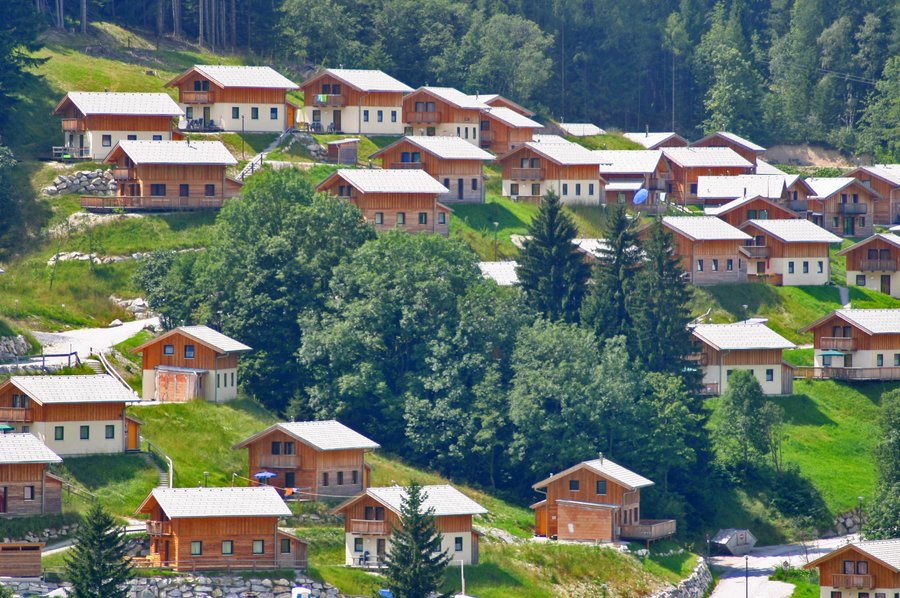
[769, 257, 830, 286]
[818, 585, 899, 598]
[502, 179, 602, 205]
[31, 420, 125, 456]
[142, 367, 239, 402]
[846, 270, 900, 297]
[180, 103, 286, 133]
[702, 364, 785, 395]
[301, 106, 405, 135]
[814, 349, 900, 369]
[344, 531, 476, 567]
[77, 130, 173, 161]
[407, 123, 481, 146]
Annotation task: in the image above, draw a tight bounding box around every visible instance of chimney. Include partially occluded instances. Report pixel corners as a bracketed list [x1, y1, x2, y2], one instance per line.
[645, 124, 649, 136]
[598, 452, 604, 464]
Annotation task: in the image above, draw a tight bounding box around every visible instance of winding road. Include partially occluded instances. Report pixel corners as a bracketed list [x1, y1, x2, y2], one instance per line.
[24, 317, 159, 369]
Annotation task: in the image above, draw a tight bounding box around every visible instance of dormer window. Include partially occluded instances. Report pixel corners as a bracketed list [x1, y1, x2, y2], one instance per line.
[596, 480, 607, 495]
[193, 80, 210, 92]
[569, 480, 580, 492]
[184, 344, 195, 359]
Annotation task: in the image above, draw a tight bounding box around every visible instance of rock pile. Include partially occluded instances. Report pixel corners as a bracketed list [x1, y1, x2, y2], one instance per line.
[110, 296, 154, 320]
[2, 523, 79, 544]
[43, 169, 117, 196]
[48, 251, 153, 266]
[295, 132, 327, 161]
[651, 558, 713, 598]
[832, 506, 864, 536]
[0, 335, 31, 362]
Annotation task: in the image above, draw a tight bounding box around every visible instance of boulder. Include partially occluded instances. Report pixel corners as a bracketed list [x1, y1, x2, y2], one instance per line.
[109, 319, 123, 327]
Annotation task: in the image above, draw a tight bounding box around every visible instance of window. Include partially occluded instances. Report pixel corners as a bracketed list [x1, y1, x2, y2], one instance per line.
[766, 369, 774, 382]
[191, 541, 202, 556]
[337, 471, 344, 485]
[205, 184, 215, 197]
[24, 486, 34, 501]
[322, 472, 329, 486]
[217, 374, 220, 388]
[472, 178, 478, 191]
[312, 110, 321, 123]
[163, 344, 175, 355]
[184, 344, 195, 359]
[833, 217, 839, 228]
[270, 107, 278, 120]
[575, 183, 581, 195]
[457, 126, 461, 137]
[397, 212, 406, 226]
[54, 426, 64, 441]
[232, 107, 240, 119]
[455, 537, 463, 552]
[830, 593, 842, 598]
[280, 539, 292, 554]
[252, 540, 264, 555]
[230, 372, 234, 386]
[251, 107, 259, 119]
[877, 354, 884, 367]
[532, 183, 541, 196]
[285, 472, 295, 488]
[374, 212, 384, 225]
[697, 259, 704, 272]
[562, 183, 568, 196]
[857, 561, 869, 574]
[856, 274, 866, 286]
[690, 183, 698, 195]
[193, 80, 210, 91]
[282, 441, 294, 456]
[712, 259, 719, 272]
[179, 184, 189, 197]
[150, 184, 166, 197]
[354, 538, 363, 552]
[568, 480, 580, 492]
[510, 183, 519, 196]
[596, 480, 607, 495]
[818, 261, 824, 273]
[271, 441, 282, 455]
[788, 261, 795, 274]
[150, 134, 160, 141]
[443, 177, 450, 189]
[438, 212, 446, 225]
[222, 540, 233, 555]
[127, 134, 137, 140]
[80, 425, 90, 440]
[186, 107, 194, 119]
[391, 110, 397, 122]
[102, 134, 112, 147]
[105, 425, 115, 439]
[823, 355, 832, 367]
[375, 506, 385, 520]
[841, 193, 848, 204]
[363, 110, 369, 122]
[803, 261, 809, 274]
[352, 470, 358, 484]
[747, 209, 758, 220]
[727, 259, 734, 271]
[418, 212, 427, 225]
[860, 217, 866, 227]
[377, 110, 383, 122]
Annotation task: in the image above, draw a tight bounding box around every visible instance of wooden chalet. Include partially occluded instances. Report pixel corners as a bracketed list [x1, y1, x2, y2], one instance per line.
[300, 68, 413, 135]
[478, 106, 542, 154]
[531, 455, 675, 544]
[661, 147, 754, 204]
[696, 174, 787, 206]
[471, 94, 535, 117]
[498, 140, 604, 205]
[0, 376, 140, 456]
[369, 136, 494, 203]
[333, 485, 487, 568]
[704, 195, 797, 228]
[136, 486, 307, 572]
[51, 92, 183, 161]
[166, 65, 299, 133]
[692, 131, 765, 166]
[81, 140, 240, 212]
[0, 434, 63, 517]
[806, 177, 881, 237]
[804, 539, 900, 597]
[622, 131, 688, 150]
[316, 169, 451, 235]
[837, 233, 900, 297]
[234, 420, 380, 501]
[801, 309, 900, 381]
[131, 325, 251, 403]
[689, 323, 796, 396]
[402, 87, 487, 144]
[661, 216, 751, 285]
[595, 150, 667, 208]
[846, 164, 900, 225]
[738, 219, 841, 286]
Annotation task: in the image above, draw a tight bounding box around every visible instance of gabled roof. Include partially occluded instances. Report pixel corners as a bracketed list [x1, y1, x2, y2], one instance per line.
[694, 131, 765, 153]
[704, 195, 795, 218]
[594, 150, 664, 175]
[483, 107, 542, 129]
[4, 375, 138, 405]
[836, 233, 900, 257]
[52, 92, 184, 117]
[334, 485, 487, 517]
[131, 325, 252, 355]
[411, 87, 487, 110]
[109, 140, 237, 166]
[504, 141, 602, 167]
[478, 261, 519, 286]
[370, 136, 493, 161]
[558, 123, 605, 137]
[741, 219, 842, 244]
[166, 65, 298, 90]
[532, 456, 654, 491]
[755, 159, 787, 176]
[691, 323, 795, 351]
[806, 177, 883, 200]
[318, 169, 448, 194]
[846, 164, 900, 187]
[662, 216, 751, 242]
[469, 94, 535, 117]
[303, 68, 413, 93]
[572, 238, 611, 258]
[623, 131, 688, 149]
[801, 309, 900, 335]
[696, 175, 786, 201]
[138, 486, 291, 519]
[662, 147, 753, 169]
[0, 433, 62, 465]
[234, 420, 380, 452]
[806, 539, 900, 573]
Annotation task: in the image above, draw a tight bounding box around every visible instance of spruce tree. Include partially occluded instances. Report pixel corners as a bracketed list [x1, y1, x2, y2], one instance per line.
[64, 503, 133, 598]
[516, 191, 591, 322]
[383, 482, 451, 598]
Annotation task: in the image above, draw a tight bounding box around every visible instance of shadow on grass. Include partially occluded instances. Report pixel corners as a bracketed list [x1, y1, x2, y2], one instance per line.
[444, 562, 526, 592]
[703, 283, 784, 317]
[58, 454, 154, 491]
[158, 211, 218, 232]
[776, 393, 836, 426]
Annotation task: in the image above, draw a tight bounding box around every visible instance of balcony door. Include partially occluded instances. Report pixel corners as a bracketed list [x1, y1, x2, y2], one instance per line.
[882, 275, 891, 295]
[457, 178, 463, 200]
[844, 217, 855, 236]
[0, 487, 5, 513]
[333, 110, 341, 132]
[203, 107, 211, 126]
[844, 354, 853, 367]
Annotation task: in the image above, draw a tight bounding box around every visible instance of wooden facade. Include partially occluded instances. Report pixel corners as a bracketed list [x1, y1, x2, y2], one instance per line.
[301, 73, 405, 110]
[664, 231, 748, 285]
[805, 543, 900, 594]
[0, 543, 43, 577]
[692, 133, 764, 166]
[402, 90, 482, 135]
[846, 168, 900, 225]
[372, 138, 487, 202]
[713, 197, 797, 227]
[666, 163, 754, 204]
[479, 112, 538, 154]
[482, 95, 534, 116]
[0, 464, 62, 517]
[808, 181, 879, 237]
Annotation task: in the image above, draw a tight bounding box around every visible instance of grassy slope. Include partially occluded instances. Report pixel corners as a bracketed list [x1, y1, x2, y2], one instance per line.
[53, 453, 160, 517]
[567, 133, 645, 150]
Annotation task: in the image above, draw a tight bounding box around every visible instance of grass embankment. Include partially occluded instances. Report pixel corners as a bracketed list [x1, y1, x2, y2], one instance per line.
[53, 454, 161, 518]
[567, 133, 645, 150]
[770, 566, 819, 598]
[267, 134, 397, 166]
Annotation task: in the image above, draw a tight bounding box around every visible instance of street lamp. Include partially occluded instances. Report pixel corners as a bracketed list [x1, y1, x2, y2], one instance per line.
[203, 471, 209, 487]
[241, 115, 245, 159]
[745, 555, 749, 598]
[493, 221, 499, 261]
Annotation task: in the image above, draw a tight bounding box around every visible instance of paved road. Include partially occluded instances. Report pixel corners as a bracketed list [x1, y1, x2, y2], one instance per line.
[27, 317, 159, 368]
[710, 535, 857, 598]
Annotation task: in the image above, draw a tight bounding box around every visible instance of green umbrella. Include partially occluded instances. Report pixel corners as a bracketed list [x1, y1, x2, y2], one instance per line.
[0, 424, 15, 433]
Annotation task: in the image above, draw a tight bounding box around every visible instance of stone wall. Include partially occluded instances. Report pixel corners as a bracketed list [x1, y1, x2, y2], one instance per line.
[43, 169, 116, 196]
[0, 335, 31, 362]
[651, 557, 713, 598]
[830, 506, 864, 536]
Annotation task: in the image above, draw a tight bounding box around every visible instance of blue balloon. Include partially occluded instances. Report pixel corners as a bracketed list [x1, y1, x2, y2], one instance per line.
[633, 188, 649, 205]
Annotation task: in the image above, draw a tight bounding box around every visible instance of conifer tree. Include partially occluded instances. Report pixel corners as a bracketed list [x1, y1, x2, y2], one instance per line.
[383, 482, 451, 598]
[516, 191, 590, 322]
[64, 503, 133, 598]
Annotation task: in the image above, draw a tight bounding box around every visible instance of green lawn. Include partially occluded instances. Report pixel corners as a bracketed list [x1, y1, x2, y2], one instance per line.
[770, 566, 820, 598]
[783, 348, 814, 366]
[52, 453, 160, 518]
[566, 133, 644, 150]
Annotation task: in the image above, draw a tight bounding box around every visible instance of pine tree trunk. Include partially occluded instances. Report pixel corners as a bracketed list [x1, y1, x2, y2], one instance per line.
[219, 0, 226, 53]
[198, 0, 204, 47]
[230, 0, 236, 50]
[156, 0, 164, 36]
[80, 0, 87, 34]
[171, 0, 181, 39]
[56, 0, 64, 29]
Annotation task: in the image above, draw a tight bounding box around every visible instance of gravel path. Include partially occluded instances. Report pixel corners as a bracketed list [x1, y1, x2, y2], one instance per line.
[25, 317, 159, 368]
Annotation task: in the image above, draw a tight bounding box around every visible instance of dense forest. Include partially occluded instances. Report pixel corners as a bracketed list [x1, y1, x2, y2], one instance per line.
[31, 0, 900, 160]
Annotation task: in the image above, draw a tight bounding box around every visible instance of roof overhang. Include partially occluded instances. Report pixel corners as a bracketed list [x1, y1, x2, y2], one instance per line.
[131, 328, 250, 356]
[165, 66, 226, 90]
[805, 543, 900, 572]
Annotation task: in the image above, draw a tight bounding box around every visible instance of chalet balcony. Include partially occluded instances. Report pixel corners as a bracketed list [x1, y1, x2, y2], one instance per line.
[685, 353, 708, 367]
[181, 91, 212, 104]
[52, 146, 91, 160]
[146, 521, 173, 536]
[0, 407, 33, 423]
[110, 168, 132, 181]
[860, 259, 897, 272]
[310, 94, 345, 107]
[831, 574, 874, 589]
[510, 168, 544, 180]
[786, 200, 808, 212]
[60, 118, 86, 132]
[739, 245, 769, 258]
[257, 455, 298, 469]
[407, 111, 441, 124]
[620, 519, 677, 541]
[820, 337, 856, 351]
[349, 519, 387, 535]
[81, 195, 228, 212]
[839, 203, 867, 215]
[390, 162, 425, 170]
[698, 383, 720, 396]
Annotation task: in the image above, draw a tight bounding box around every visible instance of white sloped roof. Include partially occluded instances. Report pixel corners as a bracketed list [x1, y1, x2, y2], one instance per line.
[521, 141, 602, 166]
[856, 165, 900, 186]
[9, 375, 139, 405]
[662, 147, 753, 168]
[836, 233, 900, 257]
[322, 69, 413, 92]
[533, 456, 654, 490]
[479, 261, 519, 286]
[62, 92, 183, 117]
[595, 150, 663, 175]
[572, 238, 610, 257]
[691, 323, 795, 350]
[485, 107, 541, 129]
[0, 434, 62, 465]
[850, 540, 900, 570]
[755, 159, 787, 175]
[532, 134, 572, 145]
[623, 131, 685, 149]
[115, 141, 237, 166]
[148, 486, 291, 518]
[831, 309, 900, 335]
[418, 87, 487, 110]
[558, 123, 605, 137]
[605, 180, 644, 192]
[334, 169, 449, 194]
[695, 131, 765, 152]
[806, 177, 858, 198]
[273, 421, 380, 451]
[704, 195, 781, 216]
[398, 136, 494, 160]
[743, 219, 841, 244]
[177, 325, 251, 352]
[193, 65, 297, 89]
[663, 216, 751, 241]
[697, 175, 786, 200]
[366, 485, 488, 516]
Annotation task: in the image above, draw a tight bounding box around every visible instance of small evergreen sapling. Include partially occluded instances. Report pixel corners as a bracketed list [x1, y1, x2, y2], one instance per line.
[64, 503, 133, 598]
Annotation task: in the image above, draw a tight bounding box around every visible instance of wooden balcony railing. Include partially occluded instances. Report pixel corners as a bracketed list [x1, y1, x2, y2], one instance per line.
[860, 259, 897, 272]
[257, 455, 299, 469]
[686, 353, 709, 366]
[698, 383, 720, 396]
[81, 195, 228, 212]
[831, 574, 874, 589]
[390, 162, 425, 170]
[620, 519, 677, 541]
[407, 111, 441, 124]
[60, 118, 86, 132]
[132, 555, 307, 572]
[52, 146, 91, 160]
[795, 366, 900, 381]
[310, 94, 345, 107]
[146, 521, 173, 536]
[839, 203, 867, 215]
[349, 519, 387, 535]
[181, 91, 212, 104]
[740, 245, 769, 258]
[510, 168, 544, 180]
[786, 200, 808, 212]
[0, 407, 33, 423]
[110, 168, 132, 181]
[820, 337, 856, 351]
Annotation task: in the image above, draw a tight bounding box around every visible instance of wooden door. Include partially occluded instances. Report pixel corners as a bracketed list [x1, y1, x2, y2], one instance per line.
[333, 110, 341, 131]
[457, 178, 463, 200]
[376, 538, 386, 563]
[882, 275, 891, 295]
[0, 487, 6, 513]
[844, 217, 855, 236]
[845, 354, 853, 367]
[203, 107, 211, 126]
